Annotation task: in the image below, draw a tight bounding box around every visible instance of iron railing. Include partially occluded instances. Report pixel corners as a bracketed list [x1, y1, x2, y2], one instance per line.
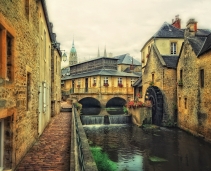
[74, 107, 85, 171]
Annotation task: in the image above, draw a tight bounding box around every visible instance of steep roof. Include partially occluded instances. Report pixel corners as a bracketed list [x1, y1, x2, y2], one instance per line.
[114, 54, 141, 65]
[132, 76, 142, 87]
[61, 69, 139, 80]
[198, 33, 211, 56]
[153, 22, 184, 38]
[141, 22, 184, 51]
[187, 29, 211, 57]
[162, 55, 179, 68]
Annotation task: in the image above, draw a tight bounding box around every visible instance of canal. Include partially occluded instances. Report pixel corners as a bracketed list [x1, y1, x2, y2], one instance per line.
[83, 124, 211, 171]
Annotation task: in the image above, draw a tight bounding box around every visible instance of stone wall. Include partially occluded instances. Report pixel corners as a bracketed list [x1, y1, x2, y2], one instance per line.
[141, 46, 177, 124]
[128, 107, 152, 126]
[0, 0, 40, 169]
[177, 38, 211, 142]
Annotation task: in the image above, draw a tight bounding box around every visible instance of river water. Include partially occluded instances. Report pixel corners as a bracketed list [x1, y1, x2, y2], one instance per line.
[83, 124, 211, 171]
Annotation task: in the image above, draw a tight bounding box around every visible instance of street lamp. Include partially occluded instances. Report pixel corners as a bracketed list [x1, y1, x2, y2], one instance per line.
[60, 50, 67, 62]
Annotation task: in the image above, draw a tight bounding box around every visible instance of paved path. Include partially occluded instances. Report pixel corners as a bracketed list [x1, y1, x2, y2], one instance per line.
[16, 111, 71, 171]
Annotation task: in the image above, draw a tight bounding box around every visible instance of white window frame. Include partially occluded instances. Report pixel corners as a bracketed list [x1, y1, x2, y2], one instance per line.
[118, 77, 122, 84]
[0, 120, 4, 170]
[131, 78, 135, 86]
[93, 77, 96, 84]
[104, 77, 108, 84]
[171, 42, 177, 55]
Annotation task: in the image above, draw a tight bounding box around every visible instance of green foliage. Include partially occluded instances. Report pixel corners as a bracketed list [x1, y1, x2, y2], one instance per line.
[74, 102, 82, 111]
[123, 106, 128, 114]
[90, 146, 117, 171]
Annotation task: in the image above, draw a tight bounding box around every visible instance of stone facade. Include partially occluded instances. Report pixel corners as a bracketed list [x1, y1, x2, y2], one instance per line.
[0, 0, 61, 170]
[140, 19, 184, 125]
[51, 45, 62, 116]
[177, 19, 211, 142]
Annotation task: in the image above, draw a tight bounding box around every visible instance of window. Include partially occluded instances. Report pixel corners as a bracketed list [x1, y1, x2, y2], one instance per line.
[26, 72, 31, 111]
[171, 42, 177, 54]
[93, 77, 96, 84]
[184, 98, 187, 109]
[0, 26, 14, 81]
[180, 69, 183, 81]
[200, 69, 204, 88]
[131, 78, 135, 86]
[104, 77, 108, 84]
[179, 97, 181, 107]
[152, 73, 154, 82]
[25, 0, 30, 20]
[118, 77, 122, 84]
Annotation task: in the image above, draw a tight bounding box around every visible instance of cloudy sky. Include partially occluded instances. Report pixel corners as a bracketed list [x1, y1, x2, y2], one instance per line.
[45, 0, 211, 68]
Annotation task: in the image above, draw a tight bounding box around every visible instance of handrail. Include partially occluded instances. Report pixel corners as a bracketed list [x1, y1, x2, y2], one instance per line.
[71, 106, 98, 171]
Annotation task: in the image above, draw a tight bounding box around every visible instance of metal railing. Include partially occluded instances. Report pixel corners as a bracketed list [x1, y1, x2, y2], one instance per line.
[74, 107, 85, 171]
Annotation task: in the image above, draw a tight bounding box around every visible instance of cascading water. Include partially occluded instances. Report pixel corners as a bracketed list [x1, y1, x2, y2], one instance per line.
[80, 115, 104, 125]
[108, 115, 131, 124]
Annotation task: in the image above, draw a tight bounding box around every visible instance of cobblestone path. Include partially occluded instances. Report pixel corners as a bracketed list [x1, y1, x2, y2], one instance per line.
[16, 112, 71, 171]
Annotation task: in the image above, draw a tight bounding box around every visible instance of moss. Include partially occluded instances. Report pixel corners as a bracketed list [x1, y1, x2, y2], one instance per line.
[73, 102, 82, 112]
[90, 146, 117, 171]
[149, 156, 168, 162]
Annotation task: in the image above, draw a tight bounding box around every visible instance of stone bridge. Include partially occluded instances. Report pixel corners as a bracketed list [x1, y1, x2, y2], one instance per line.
[67, 87, 134, 108]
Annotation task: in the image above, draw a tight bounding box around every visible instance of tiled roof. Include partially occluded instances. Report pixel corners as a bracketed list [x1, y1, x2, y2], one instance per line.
[162, 55, 179, 69]
[196, 29, 211, 37]
[153, 22, 184, 38]
[198, 33, 211, 56]
[188, 37, 207, 56]
[114, 54, 141, 65]
[132, 76, 142, 87]
[61, 69, 139, 80]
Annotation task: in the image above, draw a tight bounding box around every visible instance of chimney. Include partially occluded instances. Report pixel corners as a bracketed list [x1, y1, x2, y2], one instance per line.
[186, 18, 197, 32]
[172, 15, 181, 29]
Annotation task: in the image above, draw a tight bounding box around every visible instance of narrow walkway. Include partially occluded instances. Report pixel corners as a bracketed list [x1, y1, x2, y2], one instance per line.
[16, 111, 71, 171]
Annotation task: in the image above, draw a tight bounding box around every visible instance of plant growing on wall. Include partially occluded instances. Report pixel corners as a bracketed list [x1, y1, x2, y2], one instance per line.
[177, 80, 183, 86]
[77, 85, 80, 88]
[149, 81, 154, 86]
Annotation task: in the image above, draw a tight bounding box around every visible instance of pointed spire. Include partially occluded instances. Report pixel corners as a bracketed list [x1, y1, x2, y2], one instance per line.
[97, 46, 100, 57]
[104, 45, 107, 57]
[72, 38, 75, 48]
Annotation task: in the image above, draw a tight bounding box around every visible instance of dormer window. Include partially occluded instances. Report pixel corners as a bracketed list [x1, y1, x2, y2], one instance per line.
[171, 42, 177, 54]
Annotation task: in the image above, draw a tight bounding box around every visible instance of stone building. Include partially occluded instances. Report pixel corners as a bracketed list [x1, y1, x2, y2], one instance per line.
[140, 16, 184, 125]
[177, 19, 211, 142]
[51, 34, 62, 117]
[0, 0, 61, 170]
[62, 56, 140, 107]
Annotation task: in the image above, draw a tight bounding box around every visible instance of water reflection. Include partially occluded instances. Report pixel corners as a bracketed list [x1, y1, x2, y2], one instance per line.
[84, 125, 211, 171]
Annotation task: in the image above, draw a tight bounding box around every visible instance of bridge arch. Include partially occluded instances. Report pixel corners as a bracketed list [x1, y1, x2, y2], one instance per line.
[145, 86, 163, 126]
[79, 97, 101, 115]
[106, 97, 127, 115]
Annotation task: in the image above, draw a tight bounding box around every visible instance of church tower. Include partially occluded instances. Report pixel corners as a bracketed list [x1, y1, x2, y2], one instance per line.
[69, 40, 77, 66]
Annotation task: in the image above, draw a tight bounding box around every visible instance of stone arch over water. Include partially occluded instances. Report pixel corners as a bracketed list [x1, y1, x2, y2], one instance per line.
[79, 97, 101, 115]
[106, 97, 127, 115]
[145, 86, 163, 126]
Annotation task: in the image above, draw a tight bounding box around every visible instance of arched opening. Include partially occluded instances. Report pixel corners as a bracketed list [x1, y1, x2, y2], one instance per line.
[79, 97, 101, 115]
[145, 86, 163, 126]
[106, 97, 127, 115]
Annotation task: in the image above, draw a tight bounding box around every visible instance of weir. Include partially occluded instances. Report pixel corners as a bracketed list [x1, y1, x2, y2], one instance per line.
[80, 115, 132, 125]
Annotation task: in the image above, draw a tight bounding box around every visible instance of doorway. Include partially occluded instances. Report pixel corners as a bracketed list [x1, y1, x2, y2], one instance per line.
[85, 78, 88, 92]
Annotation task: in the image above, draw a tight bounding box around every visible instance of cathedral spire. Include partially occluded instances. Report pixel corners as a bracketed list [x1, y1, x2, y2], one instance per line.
[97, 46, 100, 57]
[104, 45, 107, 57]
[69, 38, 77, 66]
